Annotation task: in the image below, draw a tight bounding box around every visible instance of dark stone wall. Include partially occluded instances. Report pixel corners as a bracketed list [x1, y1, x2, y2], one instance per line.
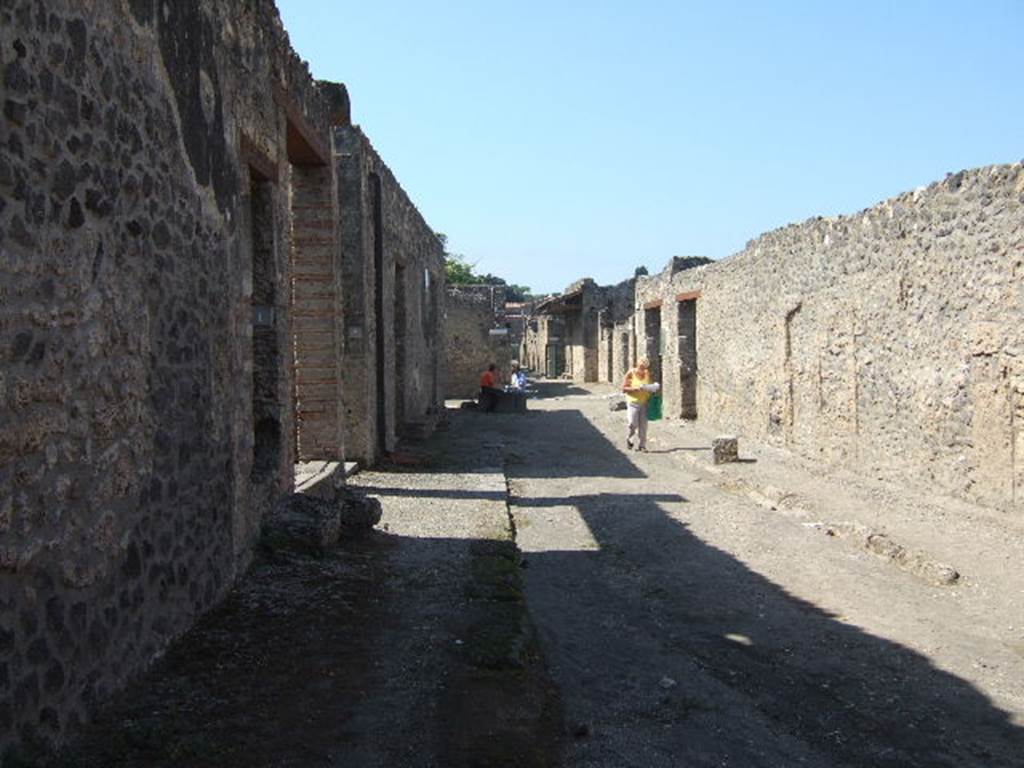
[0, 0, 335, 756]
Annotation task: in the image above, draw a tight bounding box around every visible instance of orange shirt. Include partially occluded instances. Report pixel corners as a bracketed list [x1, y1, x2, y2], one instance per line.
[480, 370, 497, 388]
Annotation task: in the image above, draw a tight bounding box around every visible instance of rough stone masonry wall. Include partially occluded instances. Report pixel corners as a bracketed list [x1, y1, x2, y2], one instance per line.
[444, 285, 511, 399]
[558, 278, 599, 383]
[0, 0, 335, 755]
[597, 277, 636, 384]
[336, 125, 444, 462]
[637, 165, 1024, 512]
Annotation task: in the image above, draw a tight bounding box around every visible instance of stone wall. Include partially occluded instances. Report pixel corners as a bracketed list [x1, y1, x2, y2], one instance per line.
[596, 277, 636, 384]
[443, 285, 511, 399]
[336, 125, 445, 462]
[636, 166, 1024, 511]
[0, 0, 338, 755]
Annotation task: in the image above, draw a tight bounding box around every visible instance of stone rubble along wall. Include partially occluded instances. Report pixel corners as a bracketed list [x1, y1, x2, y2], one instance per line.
[443, 285, 511, 399]
[636, 165, 1024, 511]
[0, 0, 336, 756]
[336, 125, 445, 462]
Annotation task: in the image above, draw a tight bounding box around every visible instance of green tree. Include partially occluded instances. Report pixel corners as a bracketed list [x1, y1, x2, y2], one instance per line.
[435, 232, 533, 298]
[445, 253, 478, 285]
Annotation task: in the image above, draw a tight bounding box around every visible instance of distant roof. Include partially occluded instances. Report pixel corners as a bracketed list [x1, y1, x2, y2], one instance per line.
[534, 288, 583, 314]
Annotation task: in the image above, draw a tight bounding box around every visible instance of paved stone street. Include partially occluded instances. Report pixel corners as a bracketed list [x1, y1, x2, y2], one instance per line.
[37, 382, 1024, 767]
[505, 383, 1024, 767]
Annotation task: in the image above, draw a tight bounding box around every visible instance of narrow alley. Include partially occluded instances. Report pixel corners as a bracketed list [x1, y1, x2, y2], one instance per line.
[38, 382, 1024, 768]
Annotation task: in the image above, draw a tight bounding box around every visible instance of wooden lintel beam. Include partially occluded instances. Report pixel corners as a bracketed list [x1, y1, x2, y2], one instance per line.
[238, 132, 279, 183]
[274, 83, 330, 167]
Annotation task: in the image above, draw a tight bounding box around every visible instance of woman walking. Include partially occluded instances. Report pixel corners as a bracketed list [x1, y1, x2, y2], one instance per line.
[621, 357, 657, 451]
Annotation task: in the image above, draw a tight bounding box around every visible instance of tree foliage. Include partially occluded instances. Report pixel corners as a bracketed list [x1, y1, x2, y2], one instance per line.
[437, 232, 535, 300]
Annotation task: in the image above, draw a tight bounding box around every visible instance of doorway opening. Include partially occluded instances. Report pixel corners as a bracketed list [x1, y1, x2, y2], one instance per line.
[394, 262, 406, 433]
[370, 173, 387, 455]
[249, 177, 280, 478]
[677, 299, 697, 419]
[644, 304, 663, 386]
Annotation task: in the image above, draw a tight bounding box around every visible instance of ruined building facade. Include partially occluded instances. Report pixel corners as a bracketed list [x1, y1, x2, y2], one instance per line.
[0, 0, 443, 755]
[528, 275, 639, 384]
[634, 167, 1023, 512]
[524, 166, 1023, 513]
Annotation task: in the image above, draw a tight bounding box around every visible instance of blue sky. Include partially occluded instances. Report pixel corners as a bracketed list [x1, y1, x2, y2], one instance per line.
[276, 1, 1023, 294]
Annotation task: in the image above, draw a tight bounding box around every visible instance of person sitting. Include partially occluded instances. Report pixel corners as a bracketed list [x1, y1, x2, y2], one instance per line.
[508, 363, 528, 391]
[479, 363, 502, 412]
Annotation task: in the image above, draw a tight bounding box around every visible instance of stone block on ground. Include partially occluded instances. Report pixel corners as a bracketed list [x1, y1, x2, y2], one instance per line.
[493, 391, 527, 413]
[294, 460, 345, 500]
[265, 493, 341, 553]
[337, 487, 383, 537]
[712, 435, 739, 464]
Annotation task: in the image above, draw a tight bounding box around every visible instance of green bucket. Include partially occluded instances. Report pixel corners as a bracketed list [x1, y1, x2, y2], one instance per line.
[647, 393, 663, 421]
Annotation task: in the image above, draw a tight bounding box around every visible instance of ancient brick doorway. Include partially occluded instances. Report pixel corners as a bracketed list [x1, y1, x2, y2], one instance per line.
[677, 299, 698, 419]
[290, 162, 341, 461]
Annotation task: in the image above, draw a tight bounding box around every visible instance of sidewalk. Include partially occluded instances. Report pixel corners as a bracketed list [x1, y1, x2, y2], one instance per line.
[38, 418, 560, 768]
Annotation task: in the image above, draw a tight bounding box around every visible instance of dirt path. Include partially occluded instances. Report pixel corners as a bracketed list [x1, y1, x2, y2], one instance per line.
[500, 382, 1024, 767]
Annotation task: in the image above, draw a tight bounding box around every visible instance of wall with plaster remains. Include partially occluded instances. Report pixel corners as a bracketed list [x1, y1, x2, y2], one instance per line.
[443, 285, 511, 399]
[0, 0, 343, 755]
[336, 125, 445, 461]
[636, 166, 1024, 511]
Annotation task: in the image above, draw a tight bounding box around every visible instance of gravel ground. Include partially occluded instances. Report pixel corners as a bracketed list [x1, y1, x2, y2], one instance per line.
[499, 381, 1024, 768]
[31, 380, 1023, 767]
[35, 450, 555, 767]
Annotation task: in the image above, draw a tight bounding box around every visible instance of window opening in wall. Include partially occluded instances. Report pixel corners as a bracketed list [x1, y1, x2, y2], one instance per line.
[371, 173, 387, 454]
[422, 267, 435, 333]
[250, 176, 280, 477]
[677, 299, 698, 419]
